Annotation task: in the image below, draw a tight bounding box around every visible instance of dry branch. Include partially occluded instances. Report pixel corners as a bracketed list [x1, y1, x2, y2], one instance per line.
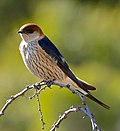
[0, 81, 100, 131]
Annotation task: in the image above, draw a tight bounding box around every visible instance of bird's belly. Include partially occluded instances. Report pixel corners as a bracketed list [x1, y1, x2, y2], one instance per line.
[22, 45, 65, 81]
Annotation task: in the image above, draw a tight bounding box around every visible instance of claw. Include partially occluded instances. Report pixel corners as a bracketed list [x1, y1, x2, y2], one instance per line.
[46, 80, 55, 87]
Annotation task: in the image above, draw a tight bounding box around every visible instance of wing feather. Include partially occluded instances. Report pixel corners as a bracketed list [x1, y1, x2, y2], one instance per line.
[38, 36, 91, 92]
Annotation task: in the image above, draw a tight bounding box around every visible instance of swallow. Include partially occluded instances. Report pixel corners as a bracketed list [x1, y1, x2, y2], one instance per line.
[18, 23, 110, 109]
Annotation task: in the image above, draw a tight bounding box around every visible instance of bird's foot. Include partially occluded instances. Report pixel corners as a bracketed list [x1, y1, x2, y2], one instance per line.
[44, 79, 55, 88]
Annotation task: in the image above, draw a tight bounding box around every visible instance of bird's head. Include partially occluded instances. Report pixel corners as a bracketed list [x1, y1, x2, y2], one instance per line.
[18, 23, 45, 43]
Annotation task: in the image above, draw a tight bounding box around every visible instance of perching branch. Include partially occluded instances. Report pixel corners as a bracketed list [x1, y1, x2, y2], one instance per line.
[0, 81, 100, 131]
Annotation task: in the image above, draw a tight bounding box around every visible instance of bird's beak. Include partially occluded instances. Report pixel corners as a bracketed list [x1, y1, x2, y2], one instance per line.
[18, 30, 24, 34]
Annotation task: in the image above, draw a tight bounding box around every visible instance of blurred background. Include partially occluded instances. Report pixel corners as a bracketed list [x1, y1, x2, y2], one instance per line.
[0, 0, 120, 131]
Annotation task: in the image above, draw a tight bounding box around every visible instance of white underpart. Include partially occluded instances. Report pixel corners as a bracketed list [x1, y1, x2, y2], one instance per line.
[19, 40, 30, 70]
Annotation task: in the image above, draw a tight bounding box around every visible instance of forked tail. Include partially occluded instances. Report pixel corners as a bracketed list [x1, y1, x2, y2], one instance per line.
[85, 93, 110, 110]
[65, 76, 110, 110]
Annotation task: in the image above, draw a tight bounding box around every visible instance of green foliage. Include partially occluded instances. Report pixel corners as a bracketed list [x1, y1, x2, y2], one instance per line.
[0, 0, 120, 131]
[80, 0, 120, 6]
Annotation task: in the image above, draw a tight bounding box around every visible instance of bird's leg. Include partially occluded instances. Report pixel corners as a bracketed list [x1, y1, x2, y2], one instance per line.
[44, 79, 55, 88]
[66, 84, 70, 88]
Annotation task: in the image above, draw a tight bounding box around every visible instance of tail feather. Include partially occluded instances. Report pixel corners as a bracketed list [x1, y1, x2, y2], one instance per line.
[86, 94, 110, 110]
[65, 76, 110, 110]
[78, 79, 96, 90]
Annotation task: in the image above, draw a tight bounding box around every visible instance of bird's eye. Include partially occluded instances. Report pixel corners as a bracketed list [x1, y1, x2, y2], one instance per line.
[26, 29, 34, 33]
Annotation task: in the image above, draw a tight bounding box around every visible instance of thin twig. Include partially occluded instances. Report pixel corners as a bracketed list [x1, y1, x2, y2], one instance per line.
[50, 106, 81, 131]
[35, 89, 45, 129]
[0, 82, 45, 117]
[0, 85, 32, 116]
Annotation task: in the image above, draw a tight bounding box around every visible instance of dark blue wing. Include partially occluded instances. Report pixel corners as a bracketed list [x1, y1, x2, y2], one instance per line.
[38, 36, 89, 92]
[38, 36, 69, 69]
[39, 37, 62, 57]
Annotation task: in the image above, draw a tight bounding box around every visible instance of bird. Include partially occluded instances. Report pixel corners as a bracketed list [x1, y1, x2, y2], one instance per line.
[18, 23, 109, 110]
